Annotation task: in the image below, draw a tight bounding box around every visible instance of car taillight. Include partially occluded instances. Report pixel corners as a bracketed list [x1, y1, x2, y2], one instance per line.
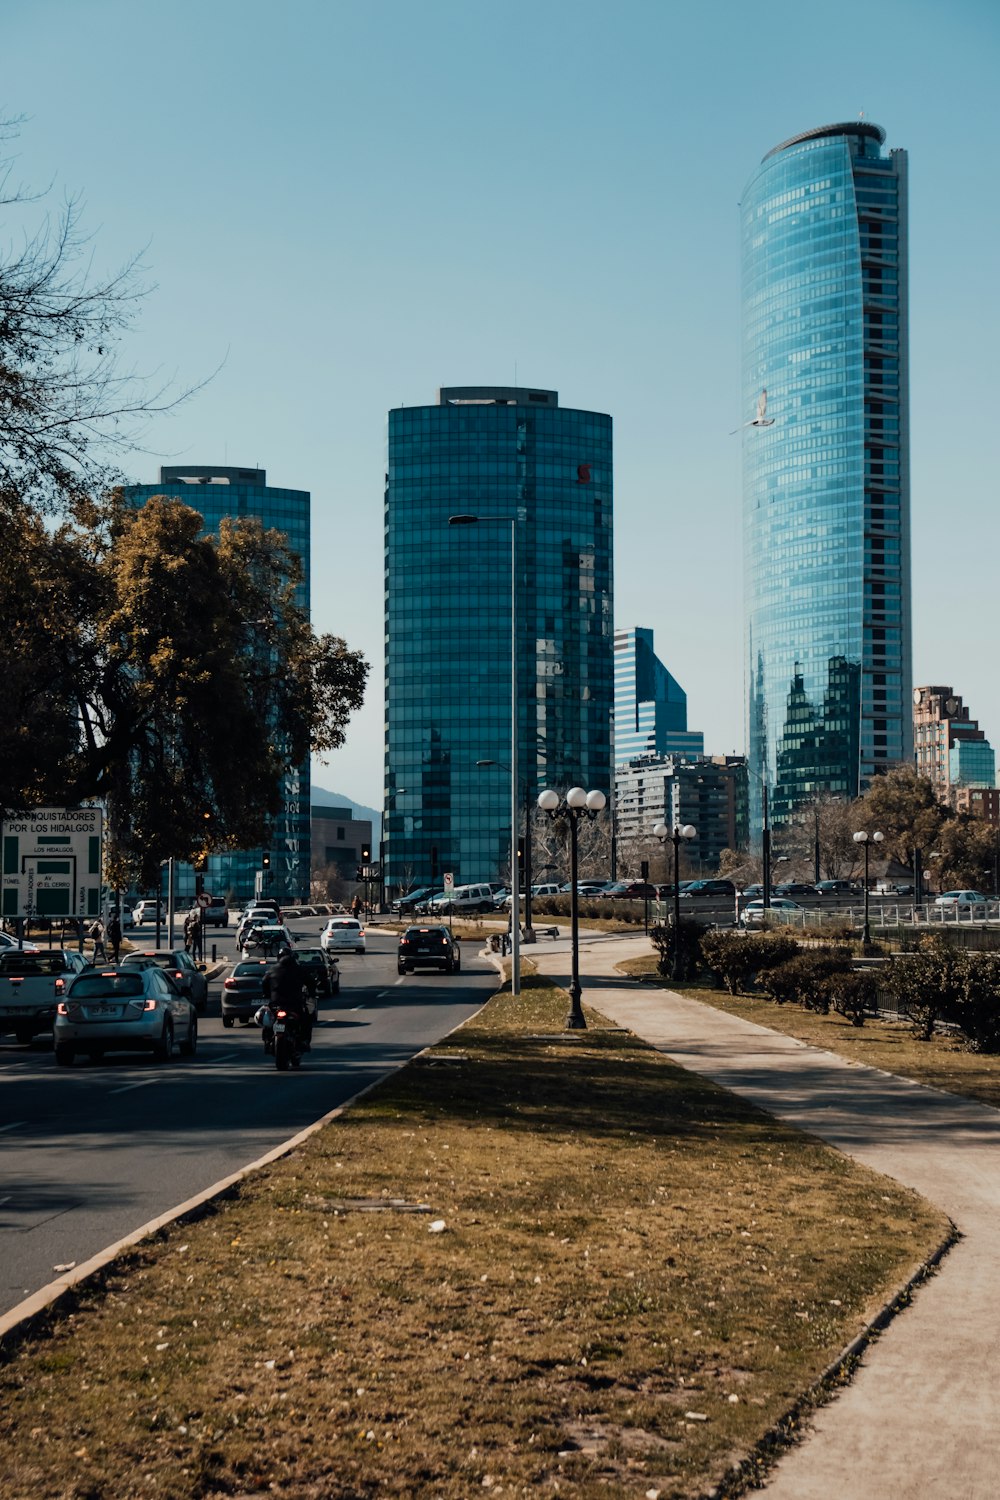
[172, 970, 183, 980]
[276, 1009, 288, 1019]
[143, 998, 157, 1011]
[56, 1001, 69, 1016]
[224, 978, 238, 990]
[55, 978, 65, 993]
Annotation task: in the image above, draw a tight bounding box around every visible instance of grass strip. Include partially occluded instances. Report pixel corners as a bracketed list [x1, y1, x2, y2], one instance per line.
[1, 979, 946, 1500]
[619, 958, 1000, 1112]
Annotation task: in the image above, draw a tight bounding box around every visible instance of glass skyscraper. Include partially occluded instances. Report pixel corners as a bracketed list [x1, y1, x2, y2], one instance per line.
[614, 627, 704, 765]
[384, 386, 613, 891]
[741, 122, 912, 835]
[124, 466, 312, 902]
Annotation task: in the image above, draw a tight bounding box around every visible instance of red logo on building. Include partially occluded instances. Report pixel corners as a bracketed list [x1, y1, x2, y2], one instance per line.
[576, 463, 591, 484]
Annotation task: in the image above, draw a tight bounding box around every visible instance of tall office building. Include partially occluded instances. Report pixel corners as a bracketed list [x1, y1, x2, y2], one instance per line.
[741, 122, 912, 835]
[614, 627, 704, 765]
[384, 386, 613, 891]
[125, 465, 312, 902]
[913, 685, 997, 802]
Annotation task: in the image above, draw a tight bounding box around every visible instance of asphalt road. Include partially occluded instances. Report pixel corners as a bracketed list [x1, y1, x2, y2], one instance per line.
[0, 917, 493, 1317]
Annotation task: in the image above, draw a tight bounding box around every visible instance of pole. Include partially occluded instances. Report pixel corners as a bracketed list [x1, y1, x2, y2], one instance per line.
[862, 841, 871, 946]
[522, 802, 534, 941]
[762, 781, 771, 913]
[167, 857, 175, 949]
[509, 519, 520, 997]
[567, 812, 585, 1027]
[672, 831, 683, 981]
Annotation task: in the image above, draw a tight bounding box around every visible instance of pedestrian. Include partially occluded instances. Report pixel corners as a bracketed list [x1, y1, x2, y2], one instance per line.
[107, 912, 123, 963]
[351, 895, 362, 919]
[89, 917, 107, 962]
[189, 905, 204, 962]
[182, 909, 195, 953]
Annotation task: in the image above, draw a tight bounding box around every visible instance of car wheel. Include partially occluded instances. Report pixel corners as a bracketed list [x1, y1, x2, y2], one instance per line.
[180, 1016, 198, 1057]
[397, 965, 406, 975]
[55, 1043, 74, 1066]
[222, 1014, 235, 1029]
[15, 1025, 34, 1046]
[454, 956, 461, 973]
[152, 1020, 173, 1062]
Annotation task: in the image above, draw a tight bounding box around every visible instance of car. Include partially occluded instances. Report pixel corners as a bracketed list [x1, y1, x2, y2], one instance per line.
[609, 881, 660, 900]
[679, 879, 737, 899]
[391, 887, 443, 915]
[738, 885, 773, 901]
[422, 883, 496, 915]
[119, 948, 210, 1012]
[132, 900, 165, 926]
[0, 931, 40, 953]
[738, 898, 804, 928]
[0, 948, 92, 1043]
[108, 904, 136, 930]
[54, 964, 197, 1064]
[558, 881, 611, 897]
[221, 956, 278, 1026]
[814, 880, 856, 896]
[321, 917, 366, 954]
[773, 881, 816, 898]
[199, 895, 230, 927]
[241, 922, 296, 956]
[935, 890, 991, 910]
[397, 925, 461, 975]
[502, 882, 564, 906]
[295, 945, 341, 998]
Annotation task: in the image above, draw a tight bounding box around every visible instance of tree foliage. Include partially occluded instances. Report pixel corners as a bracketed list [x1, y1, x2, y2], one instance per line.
[0, 495, 369, 888]
[855, 766, 947, 870]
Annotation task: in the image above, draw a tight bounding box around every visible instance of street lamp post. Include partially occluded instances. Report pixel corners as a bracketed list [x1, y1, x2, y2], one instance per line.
[853, 829, 884, 945]
[538, 787, 607, 1028]
[476, 759, 534, 941]
[450, 514, 520, 995]
[381, 788, 408, 912]
[653, 821, 697, 980]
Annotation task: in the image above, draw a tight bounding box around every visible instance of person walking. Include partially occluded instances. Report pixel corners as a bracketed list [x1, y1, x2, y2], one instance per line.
[88, 917, 107, 963]
[188, 905, 204, 962]
[107, 912, 123, 963]
[182, 909, 195, 953]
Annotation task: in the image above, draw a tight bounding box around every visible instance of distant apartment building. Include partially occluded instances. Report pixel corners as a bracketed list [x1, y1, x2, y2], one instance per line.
[311, 805, 374, 881]
[615, 755, 749, 871]
[913, 686, 996, 808]
[614, 627, 704, 765]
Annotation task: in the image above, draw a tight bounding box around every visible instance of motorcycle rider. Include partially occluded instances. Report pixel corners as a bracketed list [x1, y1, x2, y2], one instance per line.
[262, 949, 312, 1051]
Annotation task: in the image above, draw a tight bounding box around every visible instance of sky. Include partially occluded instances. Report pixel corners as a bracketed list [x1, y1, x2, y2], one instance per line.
[7, 0, 1000, 809]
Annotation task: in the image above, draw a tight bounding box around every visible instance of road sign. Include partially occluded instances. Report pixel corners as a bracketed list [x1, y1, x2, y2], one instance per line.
[443, 872, 455, 894]
[196, 892, 211, 907]
[1, 807, 103, 921]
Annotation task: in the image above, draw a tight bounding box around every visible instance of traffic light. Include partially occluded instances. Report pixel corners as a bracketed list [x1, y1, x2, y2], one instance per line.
[430, 845, 439, 880]
[361, 844, 371, 863]
[193, 850, 209, 873]
[262, 851, 271, 869]
[517, 838, 525, 879]
[195, 873, 205, 898]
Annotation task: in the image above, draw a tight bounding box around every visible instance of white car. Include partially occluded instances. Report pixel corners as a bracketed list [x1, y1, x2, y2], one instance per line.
[321, 918, 366, 954]
[738, 898, 804, 928]
[934, 890, 991, 910]
[132, 900, 165, 926]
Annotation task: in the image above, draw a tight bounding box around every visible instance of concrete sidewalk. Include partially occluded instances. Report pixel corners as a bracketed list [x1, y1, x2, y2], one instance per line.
[527, 931, 1000, 1500]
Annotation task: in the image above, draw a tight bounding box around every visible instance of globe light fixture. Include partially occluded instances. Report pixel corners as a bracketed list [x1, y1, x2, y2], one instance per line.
[653, 822, 698, 980]
[537, 786, 607, 1028]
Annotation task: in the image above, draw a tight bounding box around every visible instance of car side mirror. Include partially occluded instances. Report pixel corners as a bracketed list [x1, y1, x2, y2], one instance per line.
[197, 963, 207, 971]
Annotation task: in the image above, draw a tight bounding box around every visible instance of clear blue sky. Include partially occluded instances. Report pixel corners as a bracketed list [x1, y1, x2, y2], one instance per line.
[8, 0, 999, 807]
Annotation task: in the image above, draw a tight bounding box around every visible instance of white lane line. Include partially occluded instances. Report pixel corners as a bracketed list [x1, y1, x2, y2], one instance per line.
[108, 1079, 158, 1096]
[0, 1121, 27, 1133]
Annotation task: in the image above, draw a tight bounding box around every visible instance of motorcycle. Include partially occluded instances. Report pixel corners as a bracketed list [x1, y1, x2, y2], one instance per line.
[271, 1006, 306, 1070]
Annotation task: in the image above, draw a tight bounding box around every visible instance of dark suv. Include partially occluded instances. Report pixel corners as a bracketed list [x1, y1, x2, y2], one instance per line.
[397, 925, 461, 975]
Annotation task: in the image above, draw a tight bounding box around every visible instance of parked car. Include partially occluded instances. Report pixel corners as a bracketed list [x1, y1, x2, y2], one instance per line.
[739, 898, 804, 928]
[221, 956, 278, 1027]
[108, 904, 136, 929]
[397, 925, 462, 975]
[132, 900, 165, 926]
[295, 945, 341, 998]
[423, 883, 496, 915]
[0, 948, 92, 1044]
[738, 885, 773, 901]
[773, 881, 817, 898]
[54, 964, 197, 1064]
[390, 887, 442, 915]
[321, 917, 366, 954]
[934, 890, 991, 910]
[558, 881, 611, 897]
[814, 880, 856, 896]
[679, 879, 737, 899]
[0, 931, 40, 954]
[119, 948, 209, 1013]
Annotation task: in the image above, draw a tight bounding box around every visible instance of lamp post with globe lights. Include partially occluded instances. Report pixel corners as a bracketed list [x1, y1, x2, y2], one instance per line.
[653, 821, 697, 980]
[853, 829, 884, 945]
[537, 787, 607, 1028]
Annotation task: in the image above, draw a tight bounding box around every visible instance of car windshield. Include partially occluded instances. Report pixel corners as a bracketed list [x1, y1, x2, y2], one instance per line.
[0, 952, 70, 976]
[404, 927, 447, 941]
[328, 921, 359, 931]
[233, 961, 274, 977]
[123, 953, 179, 969]
[296, 951, 325, 966]
[71, 973, 145, 998]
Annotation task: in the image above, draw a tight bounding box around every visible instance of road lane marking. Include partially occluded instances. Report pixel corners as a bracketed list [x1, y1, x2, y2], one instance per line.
[108, 1079, 158, 1095]
[0, 1122, 26, 1133]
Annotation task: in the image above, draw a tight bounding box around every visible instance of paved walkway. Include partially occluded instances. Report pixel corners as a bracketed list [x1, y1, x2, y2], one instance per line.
[525, 932, 1000, 1500]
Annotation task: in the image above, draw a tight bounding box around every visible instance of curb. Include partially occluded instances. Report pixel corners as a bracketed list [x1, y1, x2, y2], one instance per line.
[703, 1221, 960, 1498]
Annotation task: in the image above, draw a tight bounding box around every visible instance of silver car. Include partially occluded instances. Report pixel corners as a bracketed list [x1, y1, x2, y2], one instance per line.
[54, 964, 197, 1065]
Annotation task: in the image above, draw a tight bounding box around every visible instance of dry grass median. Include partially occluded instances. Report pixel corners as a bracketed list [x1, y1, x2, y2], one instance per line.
[1, 979, 947, 1499]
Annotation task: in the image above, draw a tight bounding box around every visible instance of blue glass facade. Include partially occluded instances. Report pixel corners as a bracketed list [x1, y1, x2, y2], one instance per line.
[741, 123, 912, 835]
[384, 387, 613, 890]
[614, 627, 704, 765]
[124, 466, 311, 903]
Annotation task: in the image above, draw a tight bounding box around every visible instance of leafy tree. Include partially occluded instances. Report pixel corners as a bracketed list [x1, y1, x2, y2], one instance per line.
[855, 767, 947, 871]
[0, 495, 368, 889]
[934, 816, 998, 893]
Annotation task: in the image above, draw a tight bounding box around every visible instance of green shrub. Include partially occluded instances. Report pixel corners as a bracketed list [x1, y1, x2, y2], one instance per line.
[886, 938, 965, 1041]
[757, 950, 852, 1010]
[823, 969, 877, 1027]
[649, 917, 707, 982]
[952, 953, 1000, 1053]
[699, 930, 799, 995]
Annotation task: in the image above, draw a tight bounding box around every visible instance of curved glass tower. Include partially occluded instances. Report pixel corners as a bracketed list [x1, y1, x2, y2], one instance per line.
[384, 387, 613, 892]
[741, 122, 911, 834]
